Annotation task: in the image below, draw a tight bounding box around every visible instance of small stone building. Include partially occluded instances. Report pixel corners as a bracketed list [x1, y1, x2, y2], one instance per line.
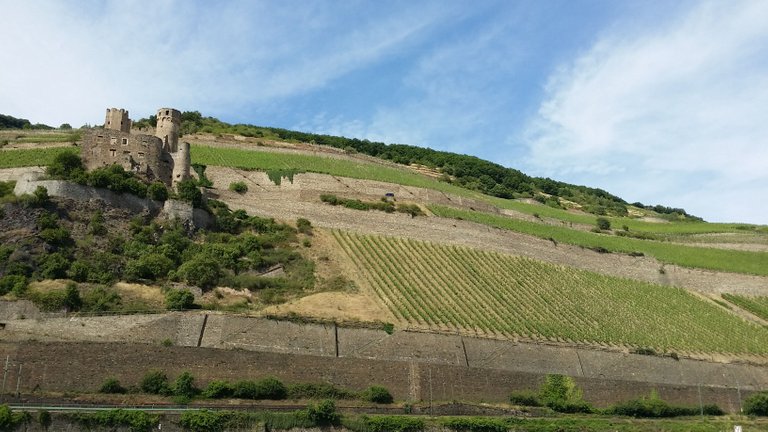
[81, 107, 191, 188]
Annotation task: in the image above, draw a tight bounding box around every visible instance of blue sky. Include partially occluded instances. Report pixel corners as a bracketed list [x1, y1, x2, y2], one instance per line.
[2, 0, 767, 224]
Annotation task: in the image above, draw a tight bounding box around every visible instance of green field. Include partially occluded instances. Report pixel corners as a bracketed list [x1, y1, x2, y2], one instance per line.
[0, 147, 79, 168]
[189, 145, 486, 197]
[428, 205, 768, 276]
[333, 230, 768, 354]
[722, 294, 768, 321]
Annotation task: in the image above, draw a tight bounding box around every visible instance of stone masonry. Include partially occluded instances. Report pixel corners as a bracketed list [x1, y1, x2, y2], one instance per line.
[81, 107, 190, 187]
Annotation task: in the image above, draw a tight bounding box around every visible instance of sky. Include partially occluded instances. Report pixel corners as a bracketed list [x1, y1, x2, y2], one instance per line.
[1, 0, 767, 224]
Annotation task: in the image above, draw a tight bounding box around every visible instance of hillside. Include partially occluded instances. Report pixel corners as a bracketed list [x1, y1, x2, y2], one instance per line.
[1, 125, 768, 420]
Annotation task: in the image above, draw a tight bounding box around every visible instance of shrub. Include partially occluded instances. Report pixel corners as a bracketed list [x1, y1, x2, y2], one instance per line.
[0, 275, 26, 296]
[361, 385, 393, 404]
[232, 377, 287, 400]
[539, 374, 592, 413]
[99, 378, 126, 394]
[140, 370, 170, 395]
[38, 252, 70, 279]
[0, 405, 26, 430]
[441, 417, 507, 432]
[354, 415, 424, 432]
[306, 400, 340, 426]
[177, 179, 203, 207]
[606, 392, 723, 418]
[47, 151, 84, 179]
[173, 371, 198, 399]
[20, 185, 50, 208]
[203, 380, 234, 399]
[287, 383, 355, 400]
[81, 287, 122, 312]
[509, 390, 542, 406]
[124, 253, 174, 281]
[396, 203, 424, 218]
[38, 227, 72, 246]
[165, 289, 195, 310]
[596, 217, 611, 231]
[296, 218, 312, 235]
[147, 182, 169, 201]
[229, 181, 248, 194]
[177, 257, 221, 289]
[38, 410, 52, 429]
[745, 391, 768, 416]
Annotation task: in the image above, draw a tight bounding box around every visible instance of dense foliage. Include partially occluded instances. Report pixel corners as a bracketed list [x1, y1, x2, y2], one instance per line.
[0, 113, 53, 130]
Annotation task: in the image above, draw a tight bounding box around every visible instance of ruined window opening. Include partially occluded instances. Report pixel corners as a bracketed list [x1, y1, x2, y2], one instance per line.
[110, 149, 116, 157]
[110, 137, 117, 145]
[138, 152, 145, 158]
[97, 135, 104, 139]
[123, 150, 130, 155]
[165, 110, 169, 115]
[122, 138, 128, 145]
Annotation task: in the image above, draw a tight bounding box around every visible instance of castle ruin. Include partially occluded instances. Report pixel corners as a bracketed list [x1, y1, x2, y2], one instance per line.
[81, 107, 191, 188]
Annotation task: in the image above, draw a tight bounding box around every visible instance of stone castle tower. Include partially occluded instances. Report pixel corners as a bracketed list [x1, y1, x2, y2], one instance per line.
[155, 108, 180, 152]
[81, 107, 191, 188]
[105, 108, 131, 133]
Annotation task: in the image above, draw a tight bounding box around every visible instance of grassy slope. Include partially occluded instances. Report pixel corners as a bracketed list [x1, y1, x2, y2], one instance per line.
[334, 230, 768, 353]
[2, 146, 766, 275]
[429, 205, 768, 276]
[722, 294, 768, 321]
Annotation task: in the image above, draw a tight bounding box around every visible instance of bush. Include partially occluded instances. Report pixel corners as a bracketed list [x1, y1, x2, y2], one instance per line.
[20, 185, 50, 208]
[596, 217, 611, 231]
[38, 227, 72, 246]
[47, 151, 84, 179]
[441, 417, 507, 432]
[539, 374, 593, 413]
[147, 182, 169, 201]
[606, 392, 723, 418]
[173, 371, 198, 399]
[165, 289, 195, 310]
[229, 181, 248, 194]
[354, 415, 424, 432]
[177, 257, 221, 289]
[232, 377, 287, 400]
[509, 390, 542, 406]
[745, 391, 768, 416]
[125, 253, 174, 282]
[203, 380, 234, 399]
[287, 382, 355, 400]
[99, 378, 126, 394]
[140, 370, 170, 395]
[177, 179, 203, 207]
[296, 218, 312, 235]
[396, 203, 424, 218]
[0, 275, 27, 296]
[306, 400, 340, 426]
[361, 385, 393, 404]
[38, 252, 70, 279]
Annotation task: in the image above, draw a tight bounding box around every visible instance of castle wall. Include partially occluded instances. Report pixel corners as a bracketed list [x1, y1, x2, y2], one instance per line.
[81, 129, 173, 185]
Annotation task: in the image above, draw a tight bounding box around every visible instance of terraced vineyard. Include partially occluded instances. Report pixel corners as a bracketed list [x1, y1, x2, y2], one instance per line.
[333, 230, 768, 354]
[0, 147, 79, 168]
[722, 294, 768, 321]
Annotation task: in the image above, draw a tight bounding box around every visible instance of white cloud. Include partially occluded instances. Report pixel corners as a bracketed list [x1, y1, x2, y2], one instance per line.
[0, 1, 449, 126]
[523, 0, 768, 223]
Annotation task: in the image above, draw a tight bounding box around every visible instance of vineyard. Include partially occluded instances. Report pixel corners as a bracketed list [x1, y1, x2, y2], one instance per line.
[428, 205, 768, 276]
[333, 230, 768, 354]
[722, 294, 768, 321]
[0, 147, 79, 168]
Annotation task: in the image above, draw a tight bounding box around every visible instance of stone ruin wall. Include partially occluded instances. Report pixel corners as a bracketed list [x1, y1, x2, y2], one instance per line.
[81, 129, 174, 185]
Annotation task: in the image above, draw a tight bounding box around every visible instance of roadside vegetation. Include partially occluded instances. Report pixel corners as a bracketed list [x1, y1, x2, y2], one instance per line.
[333, 231, 768, 354]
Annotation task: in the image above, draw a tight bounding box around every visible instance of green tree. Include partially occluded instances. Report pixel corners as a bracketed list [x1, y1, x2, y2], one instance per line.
[177, 179, 203, 207]
[63, 282, 82, 311]
[165, 289, 195, 310]
[147, 182, 169, 201]
[46, 152, 83, 179]
[178, 257, 221, 289]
